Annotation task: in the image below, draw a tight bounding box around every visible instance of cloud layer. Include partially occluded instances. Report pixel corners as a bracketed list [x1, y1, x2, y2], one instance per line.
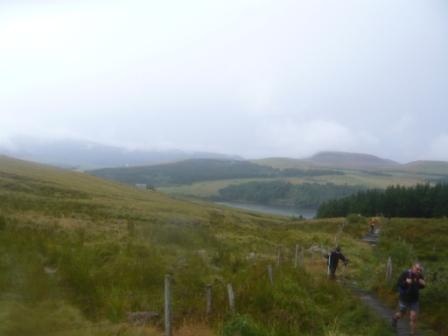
[1, 0, 447, 161]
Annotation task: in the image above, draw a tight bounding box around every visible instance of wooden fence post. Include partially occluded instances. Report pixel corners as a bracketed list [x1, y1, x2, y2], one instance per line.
[386, 257, 393, 281]
[300, 246, 305, 267]
[164, 274, 172, 336]
[276, 248, 281, 266]
[267, 264, 274, 285]
[227, 283, 235, 314]
[294, 244, 299, 268]
[206, 284, 212, 316]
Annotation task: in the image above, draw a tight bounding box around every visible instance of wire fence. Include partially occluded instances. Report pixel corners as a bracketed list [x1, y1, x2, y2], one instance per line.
[3, 225, 443, 336]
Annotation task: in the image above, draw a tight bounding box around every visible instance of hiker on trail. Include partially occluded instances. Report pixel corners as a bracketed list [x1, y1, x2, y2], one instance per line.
[326, 246, 348, 279]
[391, 263, 426, 335]
[368, 218, 377, 234]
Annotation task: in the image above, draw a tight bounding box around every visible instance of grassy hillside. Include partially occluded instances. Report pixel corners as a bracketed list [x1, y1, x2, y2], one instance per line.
[89, 159, 278, 186]
[253, 158, 317, 170]
[88, 155, 441, 214]
[404, 160, 448, 176]
[0, 156, 397, 335]
[89, 159, 342, 188]
[254, 152, 399, 171]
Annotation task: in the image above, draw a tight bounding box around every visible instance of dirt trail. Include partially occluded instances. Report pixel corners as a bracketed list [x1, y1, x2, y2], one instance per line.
[350, 230, 420, 336]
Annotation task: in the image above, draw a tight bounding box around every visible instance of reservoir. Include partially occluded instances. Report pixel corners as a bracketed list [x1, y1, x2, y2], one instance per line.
[216, 202, 316, 219]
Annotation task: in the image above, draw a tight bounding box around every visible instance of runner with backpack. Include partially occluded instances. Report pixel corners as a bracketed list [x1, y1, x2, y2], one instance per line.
[326, 246, 348, 280]
[391, 263, 426, 335]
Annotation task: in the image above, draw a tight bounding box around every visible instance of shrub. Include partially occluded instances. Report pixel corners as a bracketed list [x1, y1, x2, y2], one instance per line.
[221, 314, 269, 336]
[346, 214, 366, 224]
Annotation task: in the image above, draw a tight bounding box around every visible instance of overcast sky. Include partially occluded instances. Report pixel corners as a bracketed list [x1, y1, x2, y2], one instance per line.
[1, 0, 447, 162]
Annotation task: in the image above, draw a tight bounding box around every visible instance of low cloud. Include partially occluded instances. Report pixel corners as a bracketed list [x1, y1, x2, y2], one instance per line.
[0, 0, 447, 162]
[427, 135, 448, 161]
[250, 119, 380, 158]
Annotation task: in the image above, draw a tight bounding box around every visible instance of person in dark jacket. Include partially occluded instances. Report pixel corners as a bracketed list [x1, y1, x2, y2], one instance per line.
[368, 218, 377, 234]
[326, 246, 348, 279]
[391, 263, 425, 335]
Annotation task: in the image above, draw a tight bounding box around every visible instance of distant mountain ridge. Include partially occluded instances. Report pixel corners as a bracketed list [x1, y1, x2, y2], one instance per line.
[91, 151, 420, 191]
[89, 159, 340, 187]
[0, 137, 242, 170]
[2, 138, 448, 177]
[306, 151, 399, 169]
[404, 160, 448, 176]
[255, 151, 448, 177]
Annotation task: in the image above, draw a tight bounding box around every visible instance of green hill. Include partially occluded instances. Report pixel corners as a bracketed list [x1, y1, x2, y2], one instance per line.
[89, 159, 276, 186]
[308, 151, 399, 170]
[254, 151, 399, 171]
[253, 157, 318, 170]
[256, 153, 448, 179]
[87, 154, 438, 215]
[404, 160, 448, 176]
[89, 158, 341, 187]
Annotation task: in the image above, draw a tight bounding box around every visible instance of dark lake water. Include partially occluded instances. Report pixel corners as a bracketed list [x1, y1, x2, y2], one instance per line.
[215, 202, 317, 219]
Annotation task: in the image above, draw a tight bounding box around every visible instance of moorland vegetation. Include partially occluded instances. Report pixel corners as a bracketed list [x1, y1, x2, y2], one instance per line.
[0, 156, 446, 335]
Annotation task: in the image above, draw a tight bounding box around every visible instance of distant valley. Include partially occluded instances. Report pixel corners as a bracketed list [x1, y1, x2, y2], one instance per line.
[89, 151, 448, 214]
[2, 143, 447, 214]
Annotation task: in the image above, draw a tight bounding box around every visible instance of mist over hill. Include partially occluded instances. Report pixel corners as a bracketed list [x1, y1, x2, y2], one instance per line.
[307, 151, 399, 169]
[2, 137, 448, 179]
[0, 137, 242, 170]
[256, 151, 448, 176]
[256, 151, 400, 171]
[84, 150, 447, 193]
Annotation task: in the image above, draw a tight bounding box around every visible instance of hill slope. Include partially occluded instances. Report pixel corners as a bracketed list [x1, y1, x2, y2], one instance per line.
[308, 151, 399, 170]
[0, 155, 396, 335]
[256, 151, 400, 171]
[89, 158, 342, 187]
[404, 160, 448, 176]
[89, 159, 277, 186]
[89, 155, 430, 211]
[257, 152, 448, 177]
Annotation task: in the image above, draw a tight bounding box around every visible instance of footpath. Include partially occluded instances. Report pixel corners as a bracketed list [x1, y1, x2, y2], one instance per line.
[350, 230, 419, 336]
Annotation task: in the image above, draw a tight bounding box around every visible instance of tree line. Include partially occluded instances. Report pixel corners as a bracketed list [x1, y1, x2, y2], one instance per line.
[317, 183, 448, 218]
[216, 181, 363, 209]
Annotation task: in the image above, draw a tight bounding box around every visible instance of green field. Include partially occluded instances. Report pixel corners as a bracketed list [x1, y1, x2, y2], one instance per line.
[0, 156, 444, 335]
[160, 172, 425, 199]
